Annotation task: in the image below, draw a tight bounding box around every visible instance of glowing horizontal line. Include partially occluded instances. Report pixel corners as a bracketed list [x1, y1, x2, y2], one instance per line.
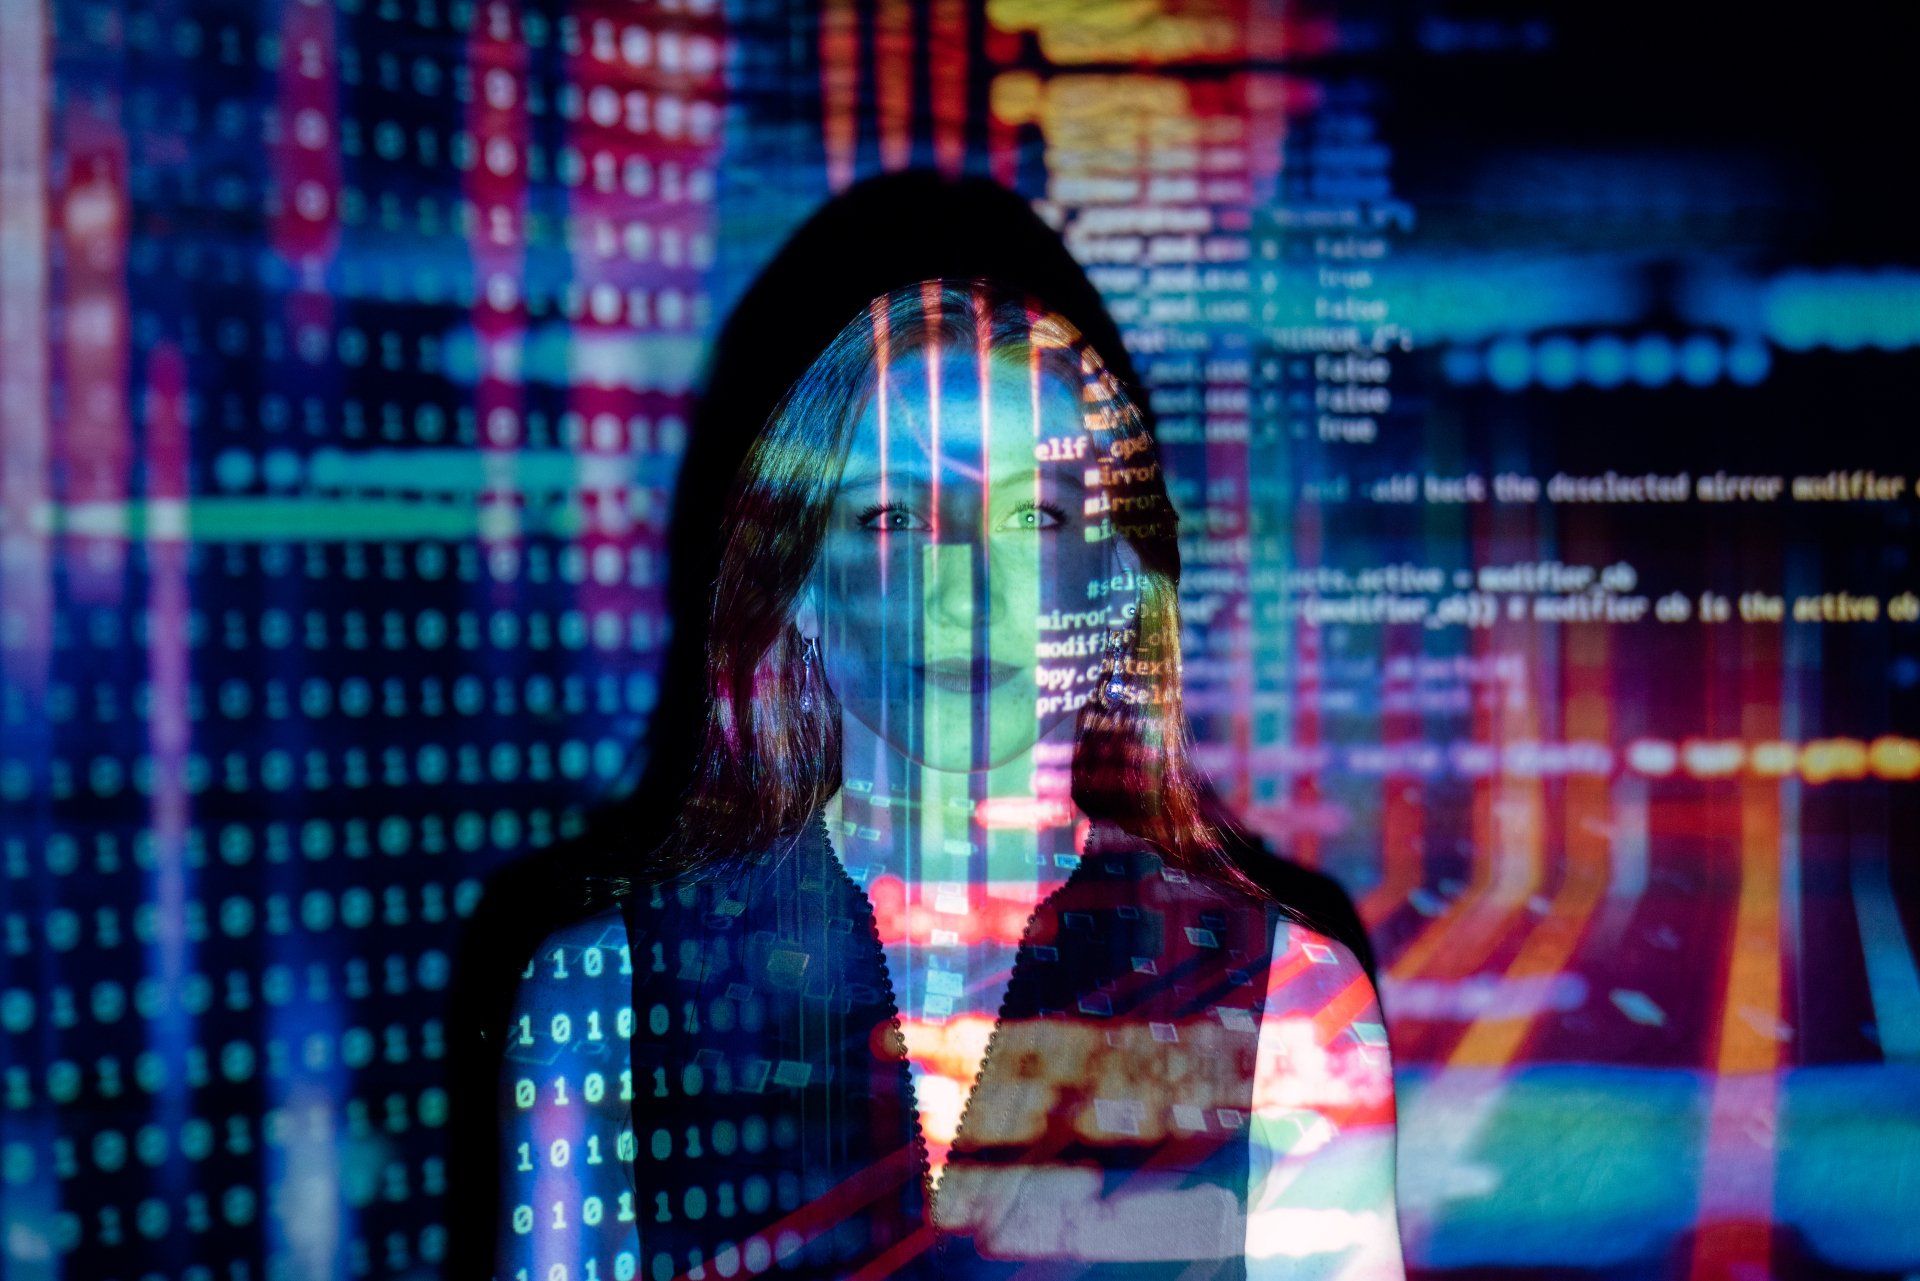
[307, 447, 649, 493]
[20, 497, 659, 541]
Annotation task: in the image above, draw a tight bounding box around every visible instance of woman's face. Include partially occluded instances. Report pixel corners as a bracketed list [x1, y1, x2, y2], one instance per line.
[809, 340, 1127, 772]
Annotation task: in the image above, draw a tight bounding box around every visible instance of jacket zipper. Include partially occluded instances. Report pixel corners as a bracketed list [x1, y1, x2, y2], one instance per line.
[820, 811, 940, 1232]
[818, 808, 1064, 1243]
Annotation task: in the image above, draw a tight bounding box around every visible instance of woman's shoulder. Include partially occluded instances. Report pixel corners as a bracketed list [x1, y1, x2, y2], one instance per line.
[1259, 917, 1390, 1053]
[1269, 917, 1374, 986]
[526, 902, 631, 956]
[506, 904, 633, 1018]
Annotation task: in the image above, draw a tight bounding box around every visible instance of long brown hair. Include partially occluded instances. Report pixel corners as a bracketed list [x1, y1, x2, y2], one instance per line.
[654, 277, 1268, 900]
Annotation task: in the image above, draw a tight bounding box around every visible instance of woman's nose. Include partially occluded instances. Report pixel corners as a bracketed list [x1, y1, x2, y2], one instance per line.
[922, 543, 976, 637]
[924, 544, 1016, 645]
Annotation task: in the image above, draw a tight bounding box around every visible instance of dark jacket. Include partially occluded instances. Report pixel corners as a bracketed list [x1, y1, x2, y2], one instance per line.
[489, 809, 1372, 1280]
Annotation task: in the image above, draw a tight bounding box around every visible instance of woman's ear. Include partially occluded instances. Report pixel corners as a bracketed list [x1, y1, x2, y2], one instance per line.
[791, 585, 821, 639]
[1107, 538, 1146, 624]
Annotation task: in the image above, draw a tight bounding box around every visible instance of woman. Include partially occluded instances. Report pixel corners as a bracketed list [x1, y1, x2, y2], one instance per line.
[493, 279, 1404, 1280]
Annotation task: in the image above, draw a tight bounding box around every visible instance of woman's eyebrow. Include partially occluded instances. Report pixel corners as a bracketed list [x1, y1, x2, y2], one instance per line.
[838, 467, 926, 490]
[1024, 468, 1086, 493]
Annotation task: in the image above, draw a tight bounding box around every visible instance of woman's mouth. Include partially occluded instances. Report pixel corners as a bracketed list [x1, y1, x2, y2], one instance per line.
[914, 656, 1022, 693]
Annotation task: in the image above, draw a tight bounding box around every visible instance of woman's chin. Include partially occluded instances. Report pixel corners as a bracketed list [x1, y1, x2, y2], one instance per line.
[839, 703, 1076, 773]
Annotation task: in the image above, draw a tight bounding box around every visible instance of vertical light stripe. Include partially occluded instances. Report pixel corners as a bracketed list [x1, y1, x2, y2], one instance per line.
[818, 0, 858, 191]
[924, 280, 942, 542]
[1851, 832, 1920, 1060]
[872, 296, 891, 597]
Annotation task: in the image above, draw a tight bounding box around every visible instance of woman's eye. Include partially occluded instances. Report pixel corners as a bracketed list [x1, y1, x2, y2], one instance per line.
[854, 502, 929, 532]
[999, 502, 1066, 531]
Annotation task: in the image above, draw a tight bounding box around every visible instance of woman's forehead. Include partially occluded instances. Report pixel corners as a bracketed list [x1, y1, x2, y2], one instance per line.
[849, 343, 1087, 463]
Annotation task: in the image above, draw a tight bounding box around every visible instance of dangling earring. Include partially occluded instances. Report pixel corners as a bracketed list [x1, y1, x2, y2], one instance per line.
[1096, 626, 1130, 709]
[798, 634, 820, 712]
